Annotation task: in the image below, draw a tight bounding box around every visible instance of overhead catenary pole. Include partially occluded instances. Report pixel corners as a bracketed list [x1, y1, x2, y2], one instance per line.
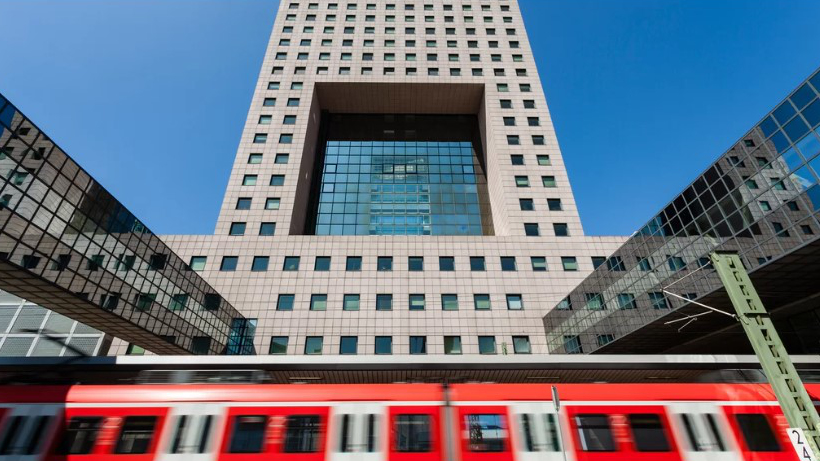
[710, 252, 820, 458]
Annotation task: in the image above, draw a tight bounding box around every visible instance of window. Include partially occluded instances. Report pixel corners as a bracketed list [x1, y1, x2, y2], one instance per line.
[259, 115, 272, 125]
[189, 256, 207, 271]
[408, 256, 424, 271]
[510, 154, 524, 164]
[248, 153, 263, 164]
[270, 336, 288, 354]
[114, 416, 158, 454]
[628, 414, 671, 452]
[375, 336, 392, 354]
[410, 336, 427, 354]
[507, 135, 520, 145]
[305, 336, 323, 354]
[259, 222, 276, 236]
[441, 294, 458, 310]
[263, 97, 276, 106]
[503, 117, 516, 126]
[470, 256, 485, 271]
[439, 256, 455, 271]
[229, 222, 246, 235]
[465, 414, 504, 451]
[649, 292, 669, 309]
[58, 417, 103, 454]
[394, 415, 431, 452]
[474, 294, 491, 310]
[513, 335, 531, 353]
[531, 256, 547, 271]
[283, 416, 321, 453]
[668, 256, 686, 271]
[547, 198, 562, 211]
[617, 293, 637, 309]
[553, 223, 568, 236]
[444, 336, 462, 354]
[637, 256, 652, 271]
[585, 293, 605, 310]
[506, 294, 523, 310]
[735, 414, 780, 452]
[542, 175, 556, 187]
[523, 100, 535, 108]
[575, 415, 615, 451]
[346, 256, 362, 271]
[376, 294, 393, 310]
[310, 294, 327, 311]
[343, 294, 360, 311]
[270, 175, 285, 186]
[253, 133, 267, 144]
[243, 175, 257, 186]
[606, 256, 625, 271]
[500, 99, 512, 109]
[277, 294, 295, 311]
[314, 256, 331, 271]
[377, 256, 393, 271]
[220, 256, 238, 271]
[500, 256, 517, 271]
[561, 257, 578, 271]
[597, 334, 615, 347]
[236, 198, 252, 210]
[515, 176, 529, 187]
[283, 256, 300, 271]
[169, 293, 188, 311]
[265, 198, 280, 211]
[279, 134, 293, 144]
[532, 135, 545, 145]
[556, 297, 572, 310]
[524, 223, 540, 236]
[409, 294, 425, 310]
[340, 336, 358, 354]
[276, 151, 291, 163]
[478, 336, 496, 354]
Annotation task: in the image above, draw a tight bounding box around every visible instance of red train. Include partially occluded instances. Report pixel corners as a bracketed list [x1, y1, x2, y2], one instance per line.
[0, 382, 809, 461]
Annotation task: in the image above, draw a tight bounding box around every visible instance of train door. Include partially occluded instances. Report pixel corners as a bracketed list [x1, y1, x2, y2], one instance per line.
[329, 403, 384, 461]
[0, 404, 60, 461]
[508, 402, 565, 461]
[158, 403, 224, 461]
[667, 403, 736, 461]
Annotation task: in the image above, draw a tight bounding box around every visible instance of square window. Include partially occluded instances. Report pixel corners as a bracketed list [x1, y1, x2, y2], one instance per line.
[478, 336, 496, 354]
[346, 256, 362, 271]
[503, 117, 516, 126]
[305, 336, 323, 355]
[617, 293, 637, 309]
[251, 256, 269, 271]
[519, 198, 534, 211]
[441, 294, 458, 310]
[547, 198, 563, 211]
[439, 256, 455, 271]
[513, 336, 531, 354]
[500, 256, 517, 271]
[474, 294, 491, 310]
[542, 176, 556, 187]
[500, 99, 512, 109]
[444, 336, 462, 354]
[532, 135, 545, 145]
[340, 336, 358, 355]
[507, 135, 520, 145]
[229, 222, 246, 236]
[263, 97, 276, 106]
[270, 175, 285, 186]
[531, 256, 547, 271]
[248, 153, 263, 164]
[523, 100, 535, 108]
[408, 256, 424, 271]
[470, 256, 485, 271]
[537, 155, 550, 165]
[410, 336, 427, 354]
[377, 256, 393, 271]
[510, 154, 524, 165]
[506, 294, 524, 310]
[283, 256, 300, 271]
[269, 336, 288, 354]
[265, 198, 281, 210]
[375, 336, 392, 354]
[282, 115, 297, 125]
[189, 256, 207, 271]
[236, 198, 252, 210]
[515, 176, 529, 187]
[314, 256, 331, 271]
[277, 294, 295, 311]
[524, 223, 540, 236]
[376, 294, 393, 310]
[409, 294, 425, 310]
[253, 133, 267, 143]
[258, 115, 272, 125]
[561, 256, 577, 271]
[343, 294, 360, 311]
[279, 134, 293, 144]
[287, 98, 300, 107]
[310, 294, 327, 311]
[220, 256, 238, 271]
[259, 222, 276, 236]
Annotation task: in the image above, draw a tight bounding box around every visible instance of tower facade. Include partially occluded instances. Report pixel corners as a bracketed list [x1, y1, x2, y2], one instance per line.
[109, 0, 624, 357]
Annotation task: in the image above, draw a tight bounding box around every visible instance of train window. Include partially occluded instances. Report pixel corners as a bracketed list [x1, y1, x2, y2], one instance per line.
[575, 414, 616, 452]
[628, 414, 670, 452]
[169, 415, 188, 453]
[283, 415, 321, 453]
[679, 414, 701, 451]
[229, 416, 267, 453]
[465, 414, 505, 452]
[544, 414, 561, 451]
[366, 414, 378, 452]
[735, 414, 781, 452]
[394, 414, 431, 452]
[704, 414, 726, 451]
[115, 416, 158, 454]
[519, 414, 535, 451]
[0, 416, 24, 455]
[198, 415, 214, 453]
[58, 417, 103, 455]
[339, 415, 353, 452]
[24, 416, 51, 455]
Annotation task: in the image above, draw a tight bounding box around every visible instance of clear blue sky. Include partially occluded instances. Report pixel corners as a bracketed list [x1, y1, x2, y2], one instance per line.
[0, 0, 818, 236]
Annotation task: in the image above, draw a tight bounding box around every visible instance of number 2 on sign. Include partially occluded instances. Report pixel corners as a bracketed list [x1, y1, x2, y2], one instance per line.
[788, 428, 818, 461]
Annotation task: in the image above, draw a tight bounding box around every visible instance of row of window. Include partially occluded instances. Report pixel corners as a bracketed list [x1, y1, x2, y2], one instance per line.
[239, 173, 557, 189]
[280, 25, 519, 38]
[272, 292, 525, 311]
[288, 2, 513, 13]
[268, 334, 530, 355]
[270, 65, 525, 76]
[226, 221, 564, 237]
[277, 34, 522, 50]
[276, 51, 526, 67]
[189, 255, 583, 272]
[559, 291, 675, 312]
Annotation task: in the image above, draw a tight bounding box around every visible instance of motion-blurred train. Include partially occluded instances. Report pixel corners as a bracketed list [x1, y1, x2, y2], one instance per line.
[0, 382, 810, 460]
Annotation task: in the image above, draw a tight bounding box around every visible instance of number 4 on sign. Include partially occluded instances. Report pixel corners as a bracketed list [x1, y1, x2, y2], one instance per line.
[788, 428, 818, 461]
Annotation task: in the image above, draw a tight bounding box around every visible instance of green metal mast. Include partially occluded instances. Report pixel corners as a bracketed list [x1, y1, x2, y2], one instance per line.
[710, 252, 820, 457]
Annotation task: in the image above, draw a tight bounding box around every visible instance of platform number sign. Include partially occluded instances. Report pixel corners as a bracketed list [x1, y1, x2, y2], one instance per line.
[788, 428, 818, 461]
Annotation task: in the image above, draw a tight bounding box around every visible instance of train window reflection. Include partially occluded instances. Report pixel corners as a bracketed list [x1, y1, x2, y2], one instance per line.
[58, 417, 103, 455]
[704, 414, 726, 451]
[519, 414, 535, 451]
[283, 415, 321, 453]
[679, 414, 701, 451]
[115, 416, 158, 454]
[735, 414, 781, 452]
[545, 413, 561, 451]
[394, 414, 431, 452]
[0, 416, 24, 455]
[229, 416, 267, 453]
[366, 414, 378, 452]
[169, 415, 187, 453]
[628, 414, 670, 452]
[339, 414, 353, 452]
[466, 414, 505, 452]
[197, 415, 214, 453]
[25, 416, 51, 455]
[575, 414, 615, 452]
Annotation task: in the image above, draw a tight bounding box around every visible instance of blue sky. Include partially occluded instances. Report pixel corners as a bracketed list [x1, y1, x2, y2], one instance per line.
[0, 0, 818, 236]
